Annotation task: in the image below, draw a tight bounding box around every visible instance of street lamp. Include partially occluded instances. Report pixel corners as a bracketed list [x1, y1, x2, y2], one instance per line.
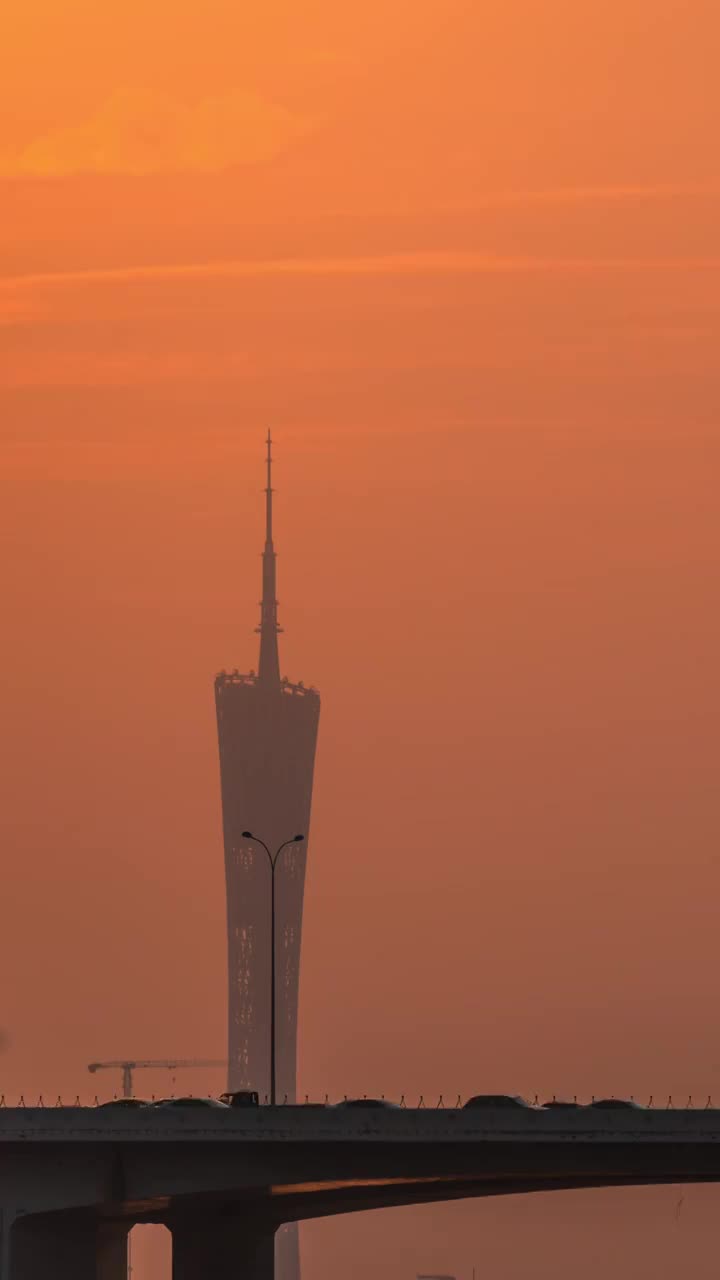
[242, 831, 305, 1105]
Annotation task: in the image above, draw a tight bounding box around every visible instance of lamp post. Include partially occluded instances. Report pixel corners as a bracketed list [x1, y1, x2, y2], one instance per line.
[242, 831, 305, 1105]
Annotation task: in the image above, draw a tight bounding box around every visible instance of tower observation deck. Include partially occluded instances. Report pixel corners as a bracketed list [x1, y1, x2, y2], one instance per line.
[215, 435, 321, 1102]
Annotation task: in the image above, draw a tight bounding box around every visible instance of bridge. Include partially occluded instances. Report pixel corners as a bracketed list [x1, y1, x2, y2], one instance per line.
[2, 1104, 720, 1278]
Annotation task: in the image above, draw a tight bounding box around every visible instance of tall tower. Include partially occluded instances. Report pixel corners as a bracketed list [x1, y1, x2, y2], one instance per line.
[215, 434, 321, 1101]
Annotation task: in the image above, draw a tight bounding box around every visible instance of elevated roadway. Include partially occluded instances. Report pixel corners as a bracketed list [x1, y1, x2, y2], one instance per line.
[2, 1104, 720, 1278]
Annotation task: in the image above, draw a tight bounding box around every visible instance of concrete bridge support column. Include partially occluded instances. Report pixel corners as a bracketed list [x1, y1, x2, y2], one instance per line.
[97, 1223, 130, 1280]
[171, 1215, 276, 1280]
[7, 1215, 127, 1280]
[0, 1209, 14, 1280]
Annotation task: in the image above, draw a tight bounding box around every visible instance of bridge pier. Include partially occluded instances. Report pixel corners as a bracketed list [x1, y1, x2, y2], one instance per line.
[171, 1215, 276, 1280]
[97, 1223, 130, 1280]
[7, 1214, 127, 1280]
[0, 1210, 12, 1280]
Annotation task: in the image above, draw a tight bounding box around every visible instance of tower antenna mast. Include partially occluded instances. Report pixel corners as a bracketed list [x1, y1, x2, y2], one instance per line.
[257, 430, 281, 685]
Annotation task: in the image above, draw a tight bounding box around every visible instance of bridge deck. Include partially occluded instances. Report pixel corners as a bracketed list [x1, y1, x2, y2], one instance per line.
[1, 1105, 720, 1144]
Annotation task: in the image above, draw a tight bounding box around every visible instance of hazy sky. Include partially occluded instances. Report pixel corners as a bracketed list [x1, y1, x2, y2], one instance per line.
[2, 1, 720, 1277]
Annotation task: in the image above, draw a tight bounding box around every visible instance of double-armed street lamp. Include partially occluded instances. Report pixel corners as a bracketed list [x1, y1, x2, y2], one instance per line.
[242, 830, 305, 1105]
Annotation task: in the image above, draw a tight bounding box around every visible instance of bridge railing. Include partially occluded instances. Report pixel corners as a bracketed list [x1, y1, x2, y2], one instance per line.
[0, 1093, 716, 1110]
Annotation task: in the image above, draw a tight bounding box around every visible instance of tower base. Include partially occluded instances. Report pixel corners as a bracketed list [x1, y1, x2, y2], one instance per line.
[275, 1221, 300, 1280]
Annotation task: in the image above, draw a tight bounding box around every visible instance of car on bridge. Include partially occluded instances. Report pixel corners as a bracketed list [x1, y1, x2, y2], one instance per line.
[333, 1098, 401, 1110]
[220, 1090, 260, 1108]
[463, 1095, 533, 1109]
[97, 1098, 150, 1109]
[588, 1098, 645, 1110]
[151, 1097, 230, 1109]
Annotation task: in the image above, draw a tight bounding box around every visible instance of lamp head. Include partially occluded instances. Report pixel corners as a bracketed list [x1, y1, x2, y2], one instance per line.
[242, 830, 254, 839]
[293, 834, 305, 842]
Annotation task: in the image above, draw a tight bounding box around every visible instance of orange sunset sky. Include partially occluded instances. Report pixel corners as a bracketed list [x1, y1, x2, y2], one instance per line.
[2, 1, 720, 1277]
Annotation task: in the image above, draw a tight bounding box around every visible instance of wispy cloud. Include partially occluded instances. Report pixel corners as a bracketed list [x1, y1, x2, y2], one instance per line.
[3, 249, 720, 293]
[0, 87, 312, 177]
[457, 181, 720, 210]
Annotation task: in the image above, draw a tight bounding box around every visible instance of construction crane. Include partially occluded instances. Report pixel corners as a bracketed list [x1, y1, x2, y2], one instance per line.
[87, 1058, 226, 1099]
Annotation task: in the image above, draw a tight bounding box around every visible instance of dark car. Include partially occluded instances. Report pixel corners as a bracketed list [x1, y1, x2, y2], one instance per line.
[220, 1090, 259, 1108]
[542, 1100, 581, 1110]
[151, 1097, 229, 1110]
[98, 1098, 150, 1109]
[333, 1098, 401, 1110]
[588, 1098, 644, 1110]
[463, 1095, 532, 1109]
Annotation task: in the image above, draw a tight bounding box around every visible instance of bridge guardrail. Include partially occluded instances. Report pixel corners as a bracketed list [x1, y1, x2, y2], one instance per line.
[0, 1093, 715, 1110]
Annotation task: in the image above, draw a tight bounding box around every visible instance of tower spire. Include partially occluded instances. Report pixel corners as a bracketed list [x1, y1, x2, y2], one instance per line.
[257, 430, 281, 685]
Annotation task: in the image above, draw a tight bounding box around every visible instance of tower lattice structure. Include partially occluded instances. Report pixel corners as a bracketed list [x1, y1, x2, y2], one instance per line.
[215, 435, 321, 1102]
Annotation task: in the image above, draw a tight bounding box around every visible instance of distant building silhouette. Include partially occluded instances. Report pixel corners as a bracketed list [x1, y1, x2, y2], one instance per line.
[215, 433, 321, 1101]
